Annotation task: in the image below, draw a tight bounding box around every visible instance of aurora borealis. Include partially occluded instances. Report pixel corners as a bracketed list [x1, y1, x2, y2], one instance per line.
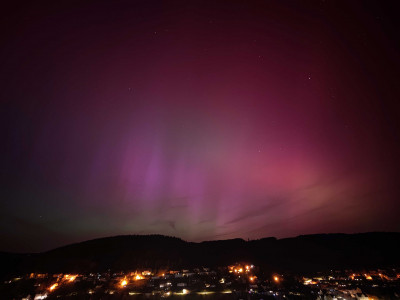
[1, 0, 400, 252]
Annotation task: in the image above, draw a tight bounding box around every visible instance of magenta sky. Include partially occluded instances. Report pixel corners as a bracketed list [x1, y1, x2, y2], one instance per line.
[1, 0, 400, 252]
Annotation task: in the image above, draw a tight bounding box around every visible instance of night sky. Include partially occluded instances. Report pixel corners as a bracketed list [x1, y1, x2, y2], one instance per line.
[1, 0, 400, 252]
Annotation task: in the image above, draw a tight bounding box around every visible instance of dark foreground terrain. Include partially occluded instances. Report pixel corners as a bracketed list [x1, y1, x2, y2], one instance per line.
[1, 232, 400, 299]
[2, 264, 400, 299]
[1, 232, 399, 278]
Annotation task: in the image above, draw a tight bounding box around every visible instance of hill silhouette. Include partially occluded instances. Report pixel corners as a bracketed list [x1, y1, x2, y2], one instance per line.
[1, 232, 399, 279]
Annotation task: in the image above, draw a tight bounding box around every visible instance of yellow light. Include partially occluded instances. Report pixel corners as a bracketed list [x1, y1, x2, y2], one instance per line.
[238, 268, 243, 273]
[246, 265, 249, 270]
[69, 275, 77, 282]
[120, 279, 127, 287]
[274, 276, 279, 282]
[135, 274, 144, 280]
[303, 279, 312, 285]
[182, 289, 189, 295]
[49, 283, 58, 291]
[142, 271, 151, 276]
[198, 291, 214, 295]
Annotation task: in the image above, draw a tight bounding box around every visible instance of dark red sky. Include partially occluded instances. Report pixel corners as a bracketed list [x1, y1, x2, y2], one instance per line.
[1, 0, 400, 252]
